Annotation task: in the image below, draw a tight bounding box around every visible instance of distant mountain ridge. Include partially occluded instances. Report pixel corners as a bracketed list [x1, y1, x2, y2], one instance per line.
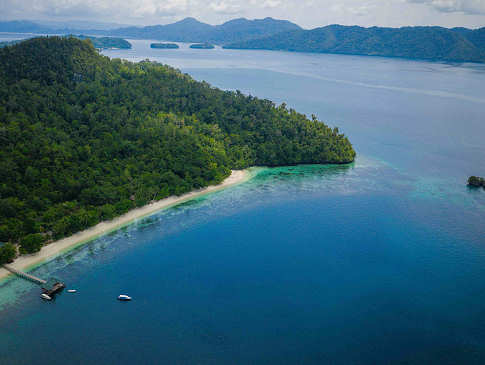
[102, 17, 303, 43]
[1, 18, 484, 62]
[224, 24, 485, 63]
[0, 17, 302, 45]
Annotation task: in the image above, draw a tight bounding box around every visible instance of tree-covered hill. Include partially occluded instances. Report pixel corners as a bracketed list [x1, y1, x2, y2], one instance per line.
[1, 35, 132, 50]
[0, 37, 354, 260]
[225, 25, 485, 63]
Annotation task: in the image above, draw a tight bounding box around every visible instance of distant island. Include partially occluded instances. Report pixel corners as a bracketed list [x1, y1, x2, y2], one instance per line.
[0, 37, 355, 265]
[0, 18, 484, 63]
[1, 18, 485, 63]
[74, 35, 131, 49]
[190, 43, 215, 49]
[224, 25, 485, 63]
[468, 176, 485, 188]
[151, 43, 179, 49]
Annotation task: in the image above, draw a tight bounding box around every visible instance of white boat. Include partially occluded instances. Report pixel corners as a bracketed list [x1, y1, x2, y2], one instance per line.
[118, 294, 132, 301]
[67, 289, 77, 293]
[41, 293, 52, 301]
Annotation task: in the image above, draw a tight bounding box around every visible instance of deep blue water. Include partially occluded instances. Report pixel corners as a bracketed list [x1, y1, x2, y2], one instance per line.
[1, 37, 485, 365]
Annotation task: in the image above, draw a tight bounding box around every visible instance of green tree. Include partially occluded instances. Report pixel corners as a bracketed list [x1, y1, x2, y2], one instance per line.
[0, 243, 16, 264]
[19, 234, 45, 254]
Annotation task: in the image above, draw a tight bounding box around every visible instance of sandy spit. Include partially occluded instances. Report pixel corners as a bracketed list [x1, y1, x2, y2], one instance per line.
[0, 170, 250, 281]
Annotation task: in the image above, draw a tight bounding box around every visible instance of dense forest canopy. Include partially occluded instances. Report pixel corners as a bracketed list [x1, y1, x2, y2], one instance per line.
[1, 35, 132, 50]
[0, 40, 24, 48]
[0, 37, 355, 262]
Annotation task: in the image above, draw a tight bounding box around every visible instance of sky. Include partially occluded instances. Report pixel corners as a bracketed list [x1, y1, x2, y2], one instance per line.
[0, 0, 484, 29]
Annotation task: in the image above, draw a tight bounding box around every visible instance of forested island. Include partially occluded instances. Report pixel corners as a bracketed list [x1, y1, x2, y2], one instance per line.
[1, 18, 484, 63]
[468, 176, 485, 188]
[151, 43, 179, 49]
[75, 35, 131, 49]
[190, 43, 215, 49]
[224, 25, 485, 63]
[0, 37, 355, 264]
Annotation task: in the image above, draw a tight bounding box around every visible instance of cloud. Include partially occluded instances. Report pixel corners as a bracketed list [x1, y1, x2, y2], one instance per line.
[0, 0, 190, 21]
[0, 0, 484, 28]
[209, 1, 241, 14]
[259, 0, 283, 8]
[406, 0, 485, 15]
[330, 1, 376, 16]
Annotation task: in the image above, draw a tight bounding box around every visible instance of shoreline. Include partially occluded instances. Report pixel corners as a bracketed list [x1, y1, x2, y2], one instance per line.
[0, 169, 251, 282]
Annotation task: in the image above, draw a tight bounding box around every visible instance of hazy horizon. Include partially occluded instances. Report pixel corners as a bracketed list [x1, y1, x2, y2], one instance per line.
[1, 0, 484, 30]
[1, 15, 484, 32]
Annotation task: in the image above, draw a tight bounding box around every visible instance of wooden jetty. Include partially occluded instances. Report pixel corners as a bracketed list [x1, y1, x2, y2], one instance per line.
[3, 265, 65, 299]
[3, 265, 47, 285]
[42, 282, 65, 297]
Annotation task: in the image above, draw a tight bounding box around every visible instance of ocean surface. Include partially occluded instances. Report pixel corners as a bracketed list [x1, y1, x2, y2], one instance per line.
[1, 35, 485, 365]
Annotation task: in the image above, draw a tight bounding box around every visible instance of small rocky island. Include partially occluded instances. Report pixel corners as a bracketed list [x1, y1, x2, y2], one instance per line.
[190, 43, 215, 49]
[151, 43, 179, 49]
[468, 176, 485, 188]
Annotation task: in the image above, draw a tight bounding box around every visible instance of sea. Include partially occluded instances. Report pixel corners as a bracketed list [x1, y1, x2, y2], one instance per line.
[0, 35, 485, 364]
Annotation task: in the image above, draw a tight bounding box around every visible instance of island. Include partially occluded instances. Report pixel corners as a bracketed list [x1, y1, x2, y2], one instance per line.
[0, 36, 354, 267]
[468, 176, 485, 188]
[151, 43, 179, 49]
[190, 43, 215, 49]
[75, 35, 132, 49]
[224, 24, 485, 63]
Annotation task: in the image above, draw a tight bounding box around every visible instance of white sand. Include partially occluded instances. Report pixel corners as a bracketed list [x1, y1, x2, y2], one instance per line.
[0, 170, 250, 281]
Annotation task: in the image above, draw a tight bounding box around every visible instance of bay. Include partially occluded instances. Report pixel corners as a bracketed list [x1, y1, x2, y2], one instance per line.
[0, 37, 484, 365]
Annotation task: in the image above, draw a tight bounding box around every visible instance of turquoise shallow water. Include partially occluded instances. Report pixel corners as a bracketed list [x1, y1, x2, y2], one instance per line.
[1, 37, 485, 364]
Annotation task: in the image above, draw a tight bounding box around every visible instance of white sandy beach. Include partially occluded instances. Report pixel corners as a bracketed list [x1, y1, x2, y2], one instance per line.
[0, 170, 250, 281]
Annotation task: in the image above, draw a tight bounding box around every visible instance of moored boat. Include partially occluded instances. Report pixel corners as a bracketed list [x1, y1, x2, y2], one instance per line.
[41, 293, 52, 301]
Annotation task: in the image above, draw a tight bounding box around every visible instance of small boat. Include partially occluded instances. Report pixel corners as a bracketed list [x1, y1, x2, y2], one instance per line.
[67, 289, 77, 293]
[41, 293, 52, 301]
[118, 294, 132, 301]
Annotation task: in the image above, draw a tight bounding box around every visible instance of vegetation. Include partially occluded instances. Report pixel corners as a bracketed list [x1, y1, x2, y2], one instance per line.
[225, 25, 485, 63]
[151, 43, 179, 49]
[74, 35, 131, 49]
[1, 36, 131, 51]
[0, 243, 16, 265]
[0, 36, 354, 259]
[468, 176, 485, 188]
[0, 39, 24, 48]
[190, 43, 215, 49]
[20, 234, 45, 254]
